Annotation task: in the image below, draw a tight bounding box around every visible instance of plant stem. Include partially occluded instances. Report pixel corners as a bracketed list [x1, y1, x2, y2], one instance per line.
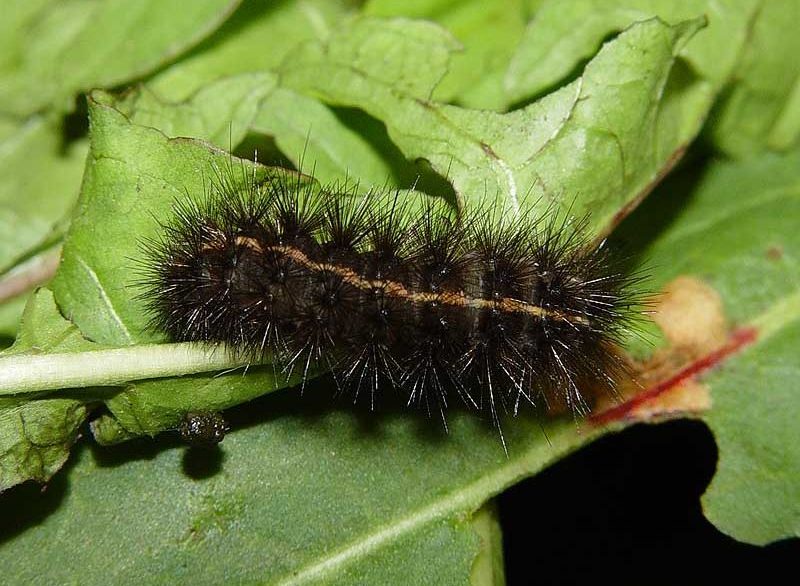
[0, 342, 248, 396]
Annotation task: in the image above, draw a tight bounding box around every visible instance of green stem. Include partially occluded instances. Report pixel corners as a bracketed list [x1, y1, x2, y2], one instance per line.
[0, 342, 249, 396]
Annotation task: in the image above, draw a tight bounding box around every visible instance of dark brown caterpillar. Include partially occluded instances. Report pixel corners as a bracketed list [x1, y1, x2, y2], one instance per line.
[142, 168, 642, 434]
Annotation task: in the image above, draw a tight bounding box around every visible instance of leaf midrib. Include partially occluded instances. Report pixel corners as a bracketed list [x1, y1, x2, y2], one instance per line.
[275, 429, 583, 585]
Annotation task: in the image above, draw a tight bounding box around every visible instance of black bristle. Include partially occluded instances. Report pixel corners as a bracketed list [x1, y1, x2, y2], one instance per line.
[140, 165, 645, 432]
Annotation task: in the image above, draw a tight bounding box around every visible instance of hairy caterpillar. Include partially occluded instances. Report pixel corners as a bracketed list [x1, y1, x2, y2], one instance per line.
[141, 162, 643, 440]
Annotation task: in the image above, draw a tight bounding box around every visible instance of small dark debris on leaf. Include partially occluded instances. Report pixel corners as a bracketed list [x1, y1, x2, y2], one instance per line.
[179, 412, 230, 447]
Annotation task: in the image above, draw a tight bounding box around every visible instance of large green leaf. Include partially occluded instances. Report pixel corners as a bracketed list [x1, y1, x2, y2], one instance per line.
[51, 91, 308, 346]
[146, 0, 354, 102]
[118, 73, 278, 149]
[0, 70, 274, 342]
[143, 0, 388, 185]
[279, 16, 712, 232]
[497, 0, 800, 158]
[365, 0, 529, 109]
[0, 0, 240, 116]
[0, 393, 589, 583]
[503, 0, 759, 105]
[250, 88, 400, 185]
[709, 0, 800, 157]
[616, 151, 800, 545]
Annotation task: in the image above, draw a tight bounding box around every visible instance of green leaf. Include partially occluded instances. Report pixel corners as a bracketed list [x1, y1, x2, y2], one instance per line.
[0, 0, 245, 336]
[142, 0, 390, 185]
[0, 117, 86, 276]
[709, 0, 800, 156]
[280, 16, 713, 233]
[703, 317, 800, 545]
[143, 1, 412, 186]
[104, 0, 396, 184]
[616, 150, 800, 545]
[52, 91, 305, 345]
[0, 0, 241, 116]
[0, 116, 86, 339]
[0, 295, 27, 340]
[500, 0, 800, 157]
[365, 0, 529, 109]
[0, 289, 93, 490]
[0, 404, 590, 582]
[0, 74, 284, 341]
[503, 0, 759, 105]
[251, 88, 399, 185]
[118, 72, 279, 149]
[146, 0, 354, 102]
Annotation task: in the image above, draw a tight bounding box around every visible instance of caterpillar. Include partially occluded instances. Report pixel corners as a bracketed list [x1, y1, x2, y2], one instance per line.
[141, 163, 643, 439]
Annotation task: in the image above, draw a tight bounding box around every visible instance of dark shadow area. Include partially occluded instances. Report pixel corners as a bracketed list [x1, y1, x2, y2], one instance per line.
[500, 420, 798, 585]
[609, 147, 711, 261]
[233, 131, 296, 169]
[60, 93, 89, 152]
[331, 106, 415, 185]
[220, 373, 466, 444]
[53, 371, 482, 483]
[89, 432, 182, 469]
[0, 442, 78, 545]
[221, 377, 346, 432]
[698, 81, 736, 152]
[331, 106, 459, 206]
[182, 445, 225, 479]
[408, 158, 460, 211]
[233, 107, 459, 209]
